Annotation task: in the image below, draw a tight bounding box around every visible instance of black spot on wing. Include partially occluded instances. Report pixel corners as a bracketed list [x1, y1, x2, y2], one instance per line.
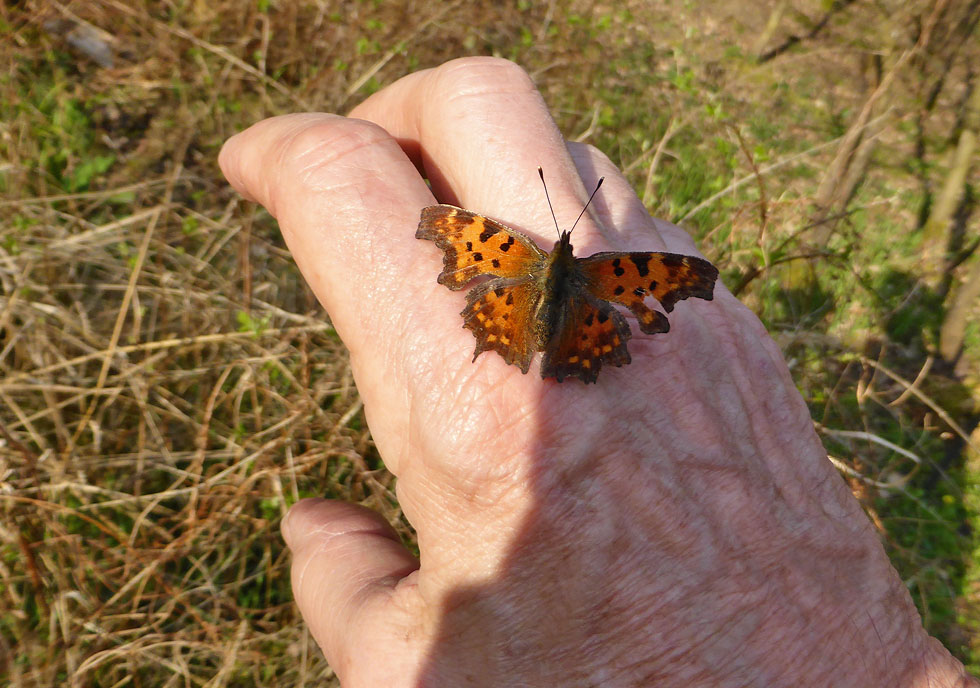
[630, 254, 651, 277]
[479, 226, 501, 242]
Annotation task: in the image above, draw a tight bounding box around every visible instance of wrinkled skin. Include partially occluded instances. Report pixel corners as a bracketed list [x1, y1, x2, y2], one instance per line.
[219, 57, 976, 687]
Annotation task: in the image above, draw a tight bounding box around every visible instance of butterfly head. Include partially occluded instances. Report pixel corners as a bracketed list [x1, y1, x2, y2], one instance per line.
[554, 229, 574, 255]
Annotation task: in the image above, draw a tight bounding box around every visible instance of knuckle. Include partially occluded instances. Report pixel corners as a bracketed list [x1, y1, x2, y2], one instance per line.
[432, 56, 537, 101]
[278, 116, 392, 187]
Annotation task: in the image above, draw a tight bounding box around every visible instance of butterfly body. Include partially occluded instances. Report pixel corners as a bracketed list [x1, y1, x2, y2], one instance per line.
[417, 204, 718, 383]
[530, 233, 577, 347]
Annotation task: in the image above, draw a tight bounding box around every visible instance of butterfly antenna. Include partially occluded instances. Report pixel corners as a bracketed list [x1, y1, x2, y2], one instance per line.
[568, 176, 605, 235]
[539, 168, 606, 237]
[537, 167, 562, 238]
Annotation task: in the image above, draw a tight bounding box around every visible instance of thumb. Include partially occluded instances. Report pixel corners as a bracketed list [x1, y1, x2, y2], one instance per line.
[282, 498, 422, 681]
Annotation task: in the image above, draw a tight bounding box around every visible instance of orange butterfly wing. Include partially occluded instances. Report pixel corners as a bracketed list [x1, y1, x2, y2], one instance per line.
[579, 252, 718, 334]
[461, 280, 540, 373]
[416, 205, 546, 289]
[418, 205, 548, 369]
[540, 293, 632, 384]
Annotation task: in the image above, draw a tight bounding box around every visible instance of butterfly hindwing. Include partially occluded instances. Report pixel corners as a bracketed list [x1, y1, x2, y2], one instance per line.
[540, 293, 632, 384]
[579, 252, 718, 334]
[462, 278, 540, 374]
[417, 205, 546, 290]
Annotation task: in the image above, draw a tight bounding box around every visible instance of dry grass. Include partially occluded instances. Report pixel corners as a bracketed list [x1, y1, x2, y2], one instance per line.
[1, 0, 978, 684]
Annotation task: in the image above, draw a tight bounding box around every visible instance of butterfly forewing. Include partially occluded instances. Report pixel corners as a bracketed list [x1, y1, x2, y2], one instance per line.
[540, 293, 632, 384]
[580, 252, 718, 334]
[462, 279, 540, 373]
[417, 205, 546, 290]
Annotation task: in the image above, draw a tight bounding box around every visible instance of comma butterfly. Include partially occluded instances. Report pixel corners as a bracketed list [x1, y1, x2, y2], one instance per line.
[416, 169, 719, 383]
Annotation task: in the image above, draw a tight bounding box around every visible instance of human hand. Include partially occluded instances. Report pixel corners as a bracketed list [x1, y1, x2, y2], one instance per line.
[219, 57, 974, 687]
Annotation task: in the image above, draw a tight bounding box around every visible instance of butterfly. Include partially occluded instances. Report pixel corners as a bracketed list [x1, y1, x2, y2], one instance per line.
[416, 170, 719, 383]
